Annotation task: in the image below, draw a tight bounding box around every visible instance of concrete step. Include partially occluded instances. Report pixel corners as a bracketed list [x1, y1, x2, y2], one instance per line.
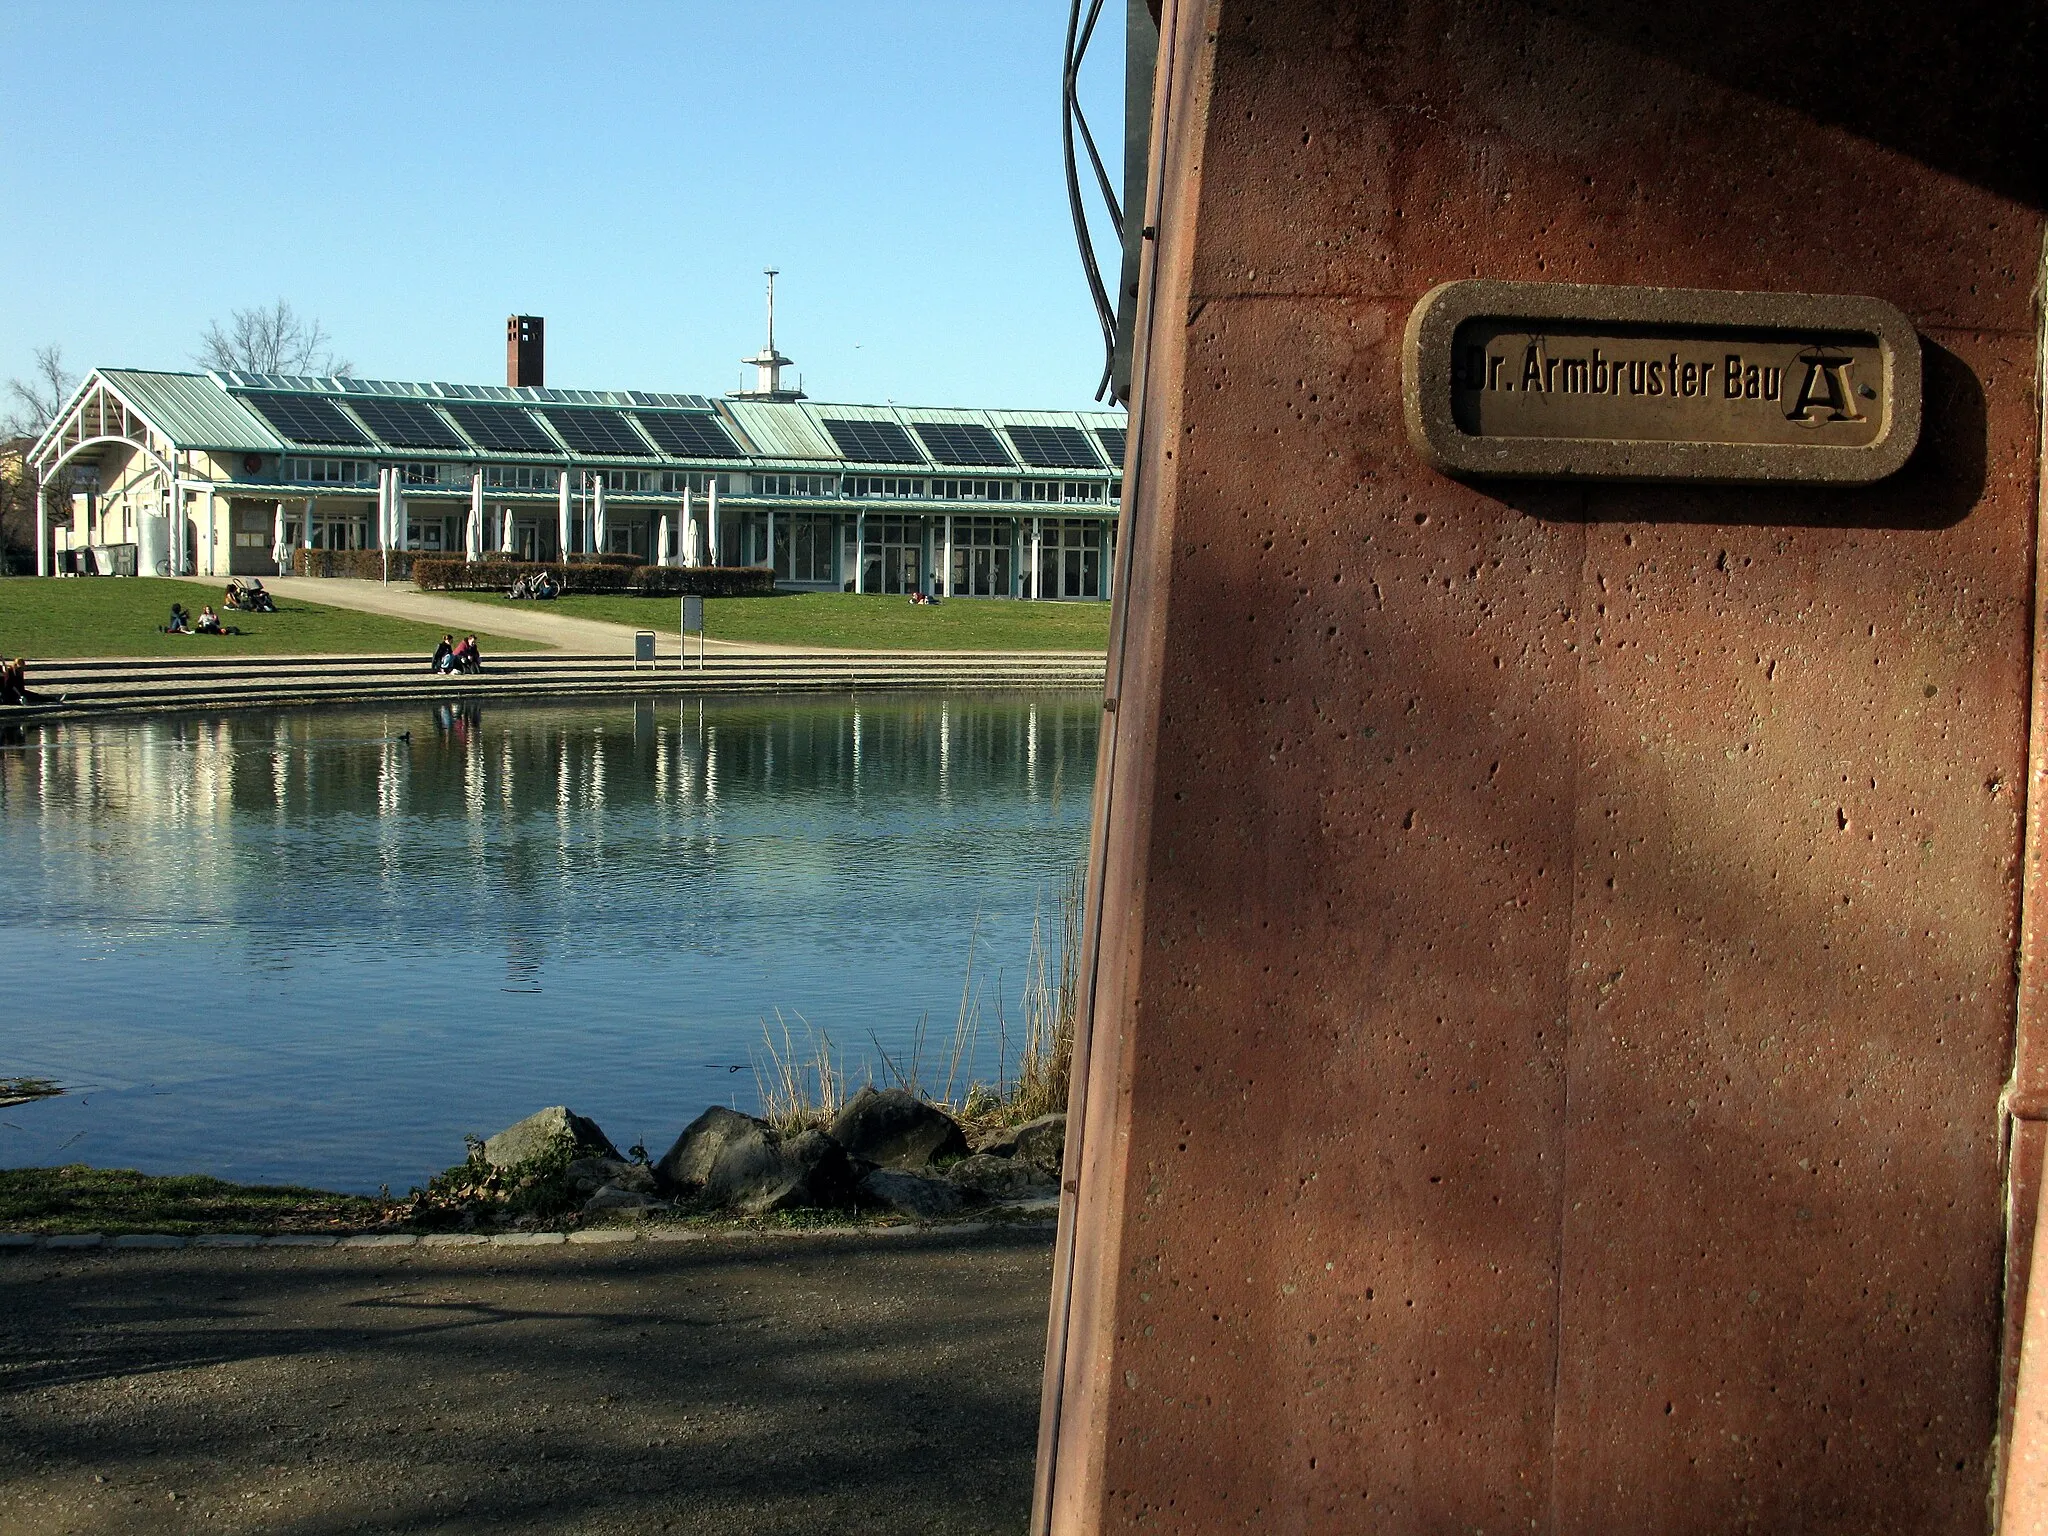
[9, 651, 1106, 720]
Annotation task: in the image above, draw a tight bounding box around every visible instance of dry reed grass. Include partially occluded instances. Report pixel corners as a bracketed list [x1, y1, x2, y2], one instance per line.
[751, 863, 1084, 1135]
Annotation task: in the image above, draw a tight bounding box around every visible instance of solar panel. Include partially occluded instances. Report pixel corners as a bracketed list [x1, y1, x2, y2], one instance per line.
[242, 392, 370, 447]
[1094, 426, 1128, 467]
[441, 401, 558, 453]
[633, 412, 740, 458]
[542, 408, 655, 457]
[820, 417, 925, 464]
[349, 396, 468, 450]
[911, 421, 1012, 467]
[1005, 424, 1103, 469]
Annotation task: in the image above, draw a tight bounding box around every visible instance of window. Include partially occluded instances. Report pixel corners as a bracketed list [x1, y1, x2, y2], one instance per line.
[484, 464, 560, 491]
[283, 457, 373, 484]
[847, 477, 923, 499]
[657, 471, 732, 495]
[755, 473, 837, 498]
[931, 479, 1015, 501]
[398, 462, 470, 486]
[601, 469, 645, 492]
[1062, 481, 1105, 501]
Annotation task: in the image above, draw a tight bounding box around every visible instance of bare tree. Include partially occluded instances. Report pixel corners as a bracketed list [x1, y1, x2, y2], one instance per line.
[4, 343, 78, 438]
[2, 346, 81, 571]
[197, 300, 354, 377]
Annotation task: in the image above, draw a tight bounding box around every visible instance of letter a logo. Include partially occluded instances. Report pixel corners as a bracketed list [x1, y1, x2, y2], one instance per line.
[1786, 347, 1864, 427]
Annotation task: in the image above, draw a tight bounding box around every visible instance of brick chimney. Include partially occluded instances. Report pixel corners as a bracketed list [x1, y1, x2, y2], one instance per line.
[506, 315, 544, 388]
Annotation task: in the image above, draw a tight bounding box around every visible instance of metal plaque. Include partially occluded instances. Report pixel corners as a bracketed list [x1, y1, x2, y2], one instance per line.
[1403, 280, 1921, 484]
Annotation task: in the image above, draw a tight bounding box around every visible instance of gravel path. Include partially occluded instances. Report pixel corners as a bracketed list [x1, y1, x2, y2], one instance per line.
[0, 1226, 1053, 1535]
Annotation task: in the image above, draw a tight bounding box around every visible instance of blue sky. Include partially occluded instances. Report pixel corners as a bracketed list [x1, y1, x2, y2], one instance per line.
[1, 2, 1126, 412]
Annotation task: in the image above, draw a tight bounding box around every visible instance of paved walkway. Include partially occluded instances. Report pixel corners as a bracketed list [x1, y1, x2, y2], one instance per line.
[174, 576, 760, 657]
[0, 1226, 1052, 1535]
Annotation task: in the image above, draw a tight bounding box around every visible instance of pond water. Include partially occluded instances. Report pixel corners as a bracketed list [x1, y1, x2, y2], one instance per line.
[0, 693, 1098, 1193]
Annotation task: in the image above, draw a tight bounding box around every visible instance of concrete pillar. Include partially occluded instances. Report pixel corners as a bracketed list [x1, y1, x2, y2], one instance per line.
[943, 513, 954, 598]
[1035, 4, 2046, 1534]
[854, 512, 866, 593]
[706, 478, 720, 566]
[204, 490, 217, 577]
[766, 506, 777, 580]
[1029, 516, 1042, 600]
[557, 470, 571, 560]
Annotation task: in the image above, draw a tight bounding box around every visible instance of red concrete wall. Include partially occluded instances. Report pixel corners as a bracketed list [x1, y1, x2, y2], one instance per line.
[1040, 3, 2047, 1532]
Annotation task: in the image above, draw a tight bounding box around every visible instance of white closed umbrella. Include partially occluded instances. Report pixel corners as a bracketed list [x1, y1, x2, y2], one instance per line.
[592, 478, 608, 554]
[657, 514, 670, 568]
[557, 470, 571, 558]
[500, 504, 514, 555]
[469, 472, 484, 561]
[272, 501, 286, 571]
[685, 514, 702, 568]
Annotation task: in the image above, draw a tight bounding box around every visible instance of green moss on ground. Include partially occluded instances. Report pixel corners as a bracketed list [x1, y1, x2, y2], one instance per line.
[445, 590, 1111, 652]
[0, 576, 542, 661]
[0, 1165, 394, 1235]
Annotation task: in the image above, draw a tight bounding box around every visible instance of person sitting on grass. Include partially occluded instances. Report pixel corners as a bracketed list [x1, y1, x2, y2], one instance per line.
[196, 605, 222, 634]
[166, 603, 191, 634]
[431, 634, 454, 673]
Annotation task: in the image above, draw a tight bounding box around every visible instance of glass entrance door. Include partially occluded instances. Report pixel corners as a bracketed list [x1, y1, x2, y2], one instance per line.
[859, 515, 923, 595]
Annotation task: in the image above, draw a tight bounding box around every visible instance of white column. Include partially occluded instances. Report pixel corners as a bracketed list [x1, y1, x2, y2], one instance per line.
[33, 468, 47, 576]
[557, 470, 571, 560]
[706, 478, 720, 566]
[302, 496, 315, 551]
[205, 489, 218, 576]
[854, 511, 865, 593]
[593, 477, 607, 553]
[1030, 515, 1042, 600]
[943, 513, 954, 598]
[766, 506, 776, 579]
[470, 471, 484, 561]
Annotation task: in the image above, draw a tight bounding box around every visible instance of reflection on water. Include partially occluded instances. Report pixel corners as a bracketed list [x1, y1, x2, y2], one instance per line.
[0, 693, 1098, 1192]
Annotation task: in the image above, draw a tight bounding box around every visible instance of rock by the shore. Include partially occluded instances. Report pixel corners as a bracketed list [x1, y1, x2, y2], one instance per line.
[944, 1153, 1050, 1199]
[859, 1168, 968, 1219]
[827, 1086, 969, 1171]
[656, 1107, 770, 1192]
[703, 1126, 859, 1214]
[565, 1157, 654, 1197]
[582, 1184, 660, 1213]
[975, 1113, 1066, 1177]
[483, 1107, 620, 1170]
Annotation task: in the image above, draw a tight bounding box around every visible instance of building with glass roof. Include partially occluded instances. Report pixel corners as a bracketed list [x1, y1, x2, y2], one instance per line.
[27, 362, 1126, 599]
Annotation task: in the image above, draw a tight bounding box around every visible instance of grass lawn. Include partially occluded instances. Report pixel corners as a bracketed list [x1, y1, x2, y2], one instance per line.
[446, 590, 1112, 651]
[0, 576, 541, 660]
[0, 1165, 392, 1235]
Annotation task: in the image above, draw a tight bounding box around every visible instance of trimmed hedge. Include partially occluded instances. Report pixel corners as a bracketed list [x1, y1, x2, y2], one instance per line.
[293, 548, 417, 579]
[410, 558, 773, 598]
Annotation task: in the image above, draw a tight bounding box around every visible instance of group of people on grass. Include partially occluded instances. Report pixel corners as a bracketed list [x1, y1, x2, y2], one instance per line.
[164, 602, 238, 636]
[430, 634, 483, 674]
[508, 572, 560, 600]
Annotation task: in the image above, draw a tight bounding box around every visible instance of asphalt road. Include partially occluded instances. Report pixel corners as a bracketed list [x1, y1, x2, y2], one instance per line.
[0, 1227, 1054, 1535]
